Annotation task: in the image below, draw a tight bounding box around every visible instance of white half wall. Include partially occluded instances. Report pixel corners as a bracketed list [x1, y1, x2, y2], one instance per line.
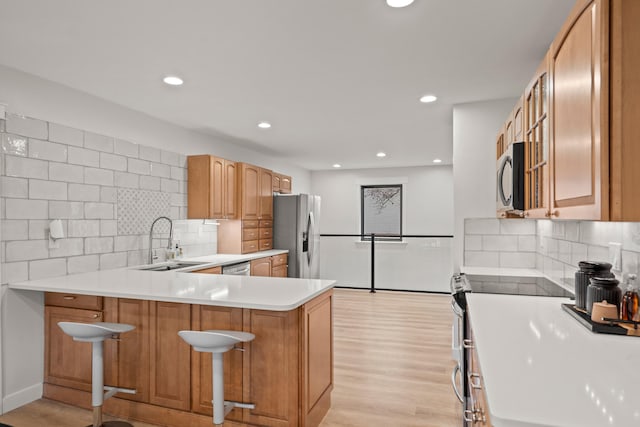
[310, 166, 454, 292]
[452, 98, 517, 270]
[0, 64, 311, 193]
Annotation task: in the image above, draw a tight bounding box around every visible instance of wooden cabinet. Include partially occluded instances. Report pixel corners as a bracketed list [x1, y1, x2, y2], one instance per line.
[250, 257, 272, 277]
[44, 290, 334, 427]
[495, 124, 506, 159]
[239, 163, 273, 221]
[549, 0, 608, 220]
[191, 266, 222, 274]
[259, 168, 274, 221]
[524, 53, 551, 218]
[187, 155, 237, 219]
[45, 304, 103, 391]
[466, 318, 491, 426]
[273, 173, 292, 194]
[103, 298, 150, 403]
[513, 95, 524, 143]
[271, 253, 288, 278]
[149, 302, 191, 410]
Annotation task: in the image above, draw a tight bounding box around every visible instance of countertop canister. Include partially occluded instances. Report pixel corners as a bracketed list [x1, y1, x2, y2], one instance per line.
[575, 261, 614, 311]
[586, 276, 622, 316]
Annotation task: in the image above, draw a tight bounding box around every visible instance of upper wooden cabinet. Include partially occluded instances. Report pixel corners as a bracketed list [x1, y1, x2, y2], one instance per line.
[187, 155, 237, 220]
[239, 163, 273, 221]
[513, 95, 524, 143]
[273, 173, 292, 194]
[524, 53, 551, 218]
[495, 124, 506, 160]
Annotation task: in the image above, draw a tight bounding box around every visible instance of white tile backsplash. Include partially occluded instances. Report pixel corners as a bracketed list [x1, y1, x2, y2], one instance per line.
[48, 123, 83, 147]
[0, 114, 214, 285]
[28, 139, 68, 162]
[500, 219, 536, 235]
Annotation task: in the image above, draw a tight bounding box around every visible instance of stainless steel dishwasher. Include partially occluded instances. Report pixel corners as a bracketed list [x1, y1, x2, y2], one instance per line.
[221, 261, 251, 276]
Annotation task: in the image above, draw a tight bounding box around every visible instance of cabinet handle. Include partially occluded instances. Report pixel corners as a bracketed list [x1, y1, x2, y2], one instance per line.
[462, 339, 474, 349]
[463, 410, 477, 422]
[468, 372, 483, 390]
[63, 296, 76, 300]
[92, 314, 100, 319]
[545, 210, 559, 218]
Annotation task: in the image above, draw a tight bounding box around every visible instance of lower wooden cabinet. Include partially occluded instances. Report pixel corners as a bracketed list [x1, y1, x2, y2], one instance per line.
[44, 289, 333, 427]
[149, 302, 191, 411]
[45, 305, 103, 391]
[251, 257, 272, 277]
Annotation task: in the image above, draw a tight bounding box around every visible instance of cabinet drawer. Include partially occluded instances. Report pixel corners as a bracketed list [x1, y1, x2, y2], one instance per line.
[271, 253, 288, 267]
[242, 240, 259, 254]
[191, 266, 222, 274]
[259, 227, 272, 239]
[259, 239, 273, 251]
[259, 220, 273, 228]
[45, 292, 103, 310]
[242, 220, 259, 229]
[242, 228, 259, 241]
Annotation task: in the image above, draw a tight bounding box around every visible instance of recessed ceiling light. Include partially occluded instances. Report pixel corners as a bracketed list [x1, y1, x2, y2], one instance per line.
[376, 152, 386, 158]
[333, 164, 342, 168]
[163, 76, 184, 86]
[258, 122, 271, 129]
[420, 94, 437, 103]
[386, 0, 414, 8]
[433, 158, 442, 163]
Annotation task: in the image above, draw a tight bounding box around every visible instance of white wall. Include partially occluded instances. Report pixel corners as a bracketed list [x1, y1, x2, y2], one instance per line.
[0, 65, 311, 193]
[452, 98, 517, 270]
[310, 166, 454, 291]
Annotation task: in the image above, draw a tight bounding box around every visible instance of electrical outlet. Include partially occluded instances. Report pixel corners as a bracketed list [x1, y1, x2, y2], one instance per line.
[609, 242, 622, 272]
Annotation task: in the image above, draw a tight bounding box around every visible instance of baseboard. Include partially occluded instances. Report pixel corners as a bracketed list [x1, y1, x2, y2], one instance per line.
[2, 383, 42, 413]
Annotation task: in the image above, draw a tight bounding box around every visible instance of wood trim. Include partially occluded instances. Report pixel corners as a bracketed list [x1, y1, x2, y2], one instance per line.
[45, 293, 103, 310]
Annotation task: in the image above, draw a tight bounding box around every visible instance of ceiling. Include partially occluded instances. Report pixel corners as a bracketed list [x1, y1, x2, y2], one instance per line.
[0, 0, 575, 170]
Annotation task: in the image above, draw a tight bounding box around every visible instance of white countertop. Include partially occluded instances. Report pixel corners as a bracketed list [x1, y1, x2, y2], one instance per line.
[179, 250, 288, 267]
[9, 259, 335, 311]
[467, 293, 640, 427]
[460, 266, 541, 277]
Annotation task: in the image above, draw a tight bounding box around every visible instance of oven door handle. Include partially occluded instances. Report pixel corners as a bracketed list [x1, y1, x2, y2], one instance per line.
[451, 363, 464, 403]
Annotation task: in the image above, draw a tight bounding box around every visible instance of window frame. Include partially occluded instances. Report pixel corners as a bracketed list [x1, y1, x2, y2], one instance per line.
[360, 184, 403, 241]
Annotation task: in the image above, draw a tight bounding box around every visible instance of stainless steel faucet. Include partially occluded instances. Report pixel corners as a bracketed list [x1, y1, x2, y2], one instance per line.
[148, 216, 173, 264]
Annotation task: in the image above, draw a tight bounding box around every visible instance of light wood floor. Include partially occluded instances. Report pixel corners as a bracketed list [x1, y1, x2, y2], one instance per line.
[0, 289, 461, 427]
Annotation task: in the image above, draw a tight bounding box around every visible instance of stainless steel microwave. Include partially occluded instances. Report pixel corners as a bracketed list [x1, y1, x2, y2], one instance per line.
[496, 141, 524, 212]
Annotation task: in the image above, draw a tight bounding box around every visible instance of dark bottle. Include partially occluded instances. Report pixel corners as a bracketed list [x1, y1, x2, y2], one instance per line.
[621, 274, 639, 321]
[575, 261, 614, 311]
[586, 277, 621, 316]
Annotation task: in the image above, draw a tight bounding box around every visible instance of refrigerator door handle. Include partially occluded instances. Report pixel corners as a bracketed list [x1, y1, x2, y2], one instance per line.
[307, 211, 315, 265]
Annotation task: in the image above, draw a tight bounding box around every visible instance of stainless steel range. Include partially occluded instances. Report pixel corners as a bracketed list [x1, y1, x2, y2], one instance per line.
[449, 273, 574, 425]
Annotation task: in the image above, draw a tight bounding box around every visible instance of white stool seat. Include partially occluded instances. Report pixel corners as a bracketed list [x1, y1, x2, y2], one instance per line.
[59, 322, 135, 342]
[178, 330, 255, 353]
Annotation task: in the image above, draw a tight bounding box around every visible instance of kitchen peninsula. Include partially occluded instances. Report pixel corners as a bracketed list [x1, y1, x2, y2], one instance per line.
[8, 266, 335, 427]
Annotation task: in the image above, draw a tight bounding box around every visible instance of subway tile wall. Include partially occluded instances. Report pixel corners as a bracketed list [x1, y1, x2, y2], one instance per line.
[0, 114, 217, 284]
[465, 218, 640, 290]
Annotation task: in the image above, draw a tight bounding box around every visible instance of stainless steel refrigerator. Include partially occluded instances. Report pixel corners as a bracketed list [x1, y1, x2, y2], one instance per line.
[273, 194, 321, 279]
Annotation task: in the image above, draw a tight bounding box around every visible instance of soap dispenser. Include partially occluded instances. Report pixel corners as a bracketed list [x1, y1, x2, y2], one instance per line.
[621, 273, 639, 321]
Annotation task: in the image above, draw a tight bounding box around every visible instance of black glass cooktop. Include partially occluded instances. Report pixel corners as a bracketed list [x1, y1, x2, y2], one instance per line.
[465, 274, 574, 298]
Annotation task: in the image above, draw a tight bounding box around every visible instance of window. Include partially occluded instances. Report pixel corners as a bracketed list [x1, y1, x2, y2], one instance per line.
[360, 184, 403, 241]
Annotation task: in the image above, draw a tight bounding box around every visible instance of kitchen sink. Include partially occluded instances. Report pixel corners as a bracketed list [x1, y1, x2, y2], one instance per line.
[135, 262, 208, 272]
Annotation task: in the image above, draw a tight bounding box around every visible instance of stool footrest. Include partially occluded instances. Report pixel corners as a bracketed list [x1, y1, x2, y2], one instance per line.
[104, 386, 137, 400]
[223, 400, 255, 416]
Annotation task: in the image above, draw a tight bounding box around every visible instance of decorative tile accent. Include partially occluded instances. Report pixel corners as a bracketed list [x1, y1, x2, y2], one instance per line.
[117, 188, 170, 236]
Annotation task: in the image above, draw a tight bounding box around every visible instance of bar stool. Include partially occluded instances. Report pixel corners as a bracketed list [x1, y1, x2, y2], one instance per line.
[178, 330, 256, 425]
[58, 322, 137, 427]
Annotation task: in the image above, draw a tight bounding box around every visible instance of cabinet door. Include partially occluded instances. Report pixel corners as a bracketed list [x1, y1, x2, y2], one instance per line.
[280, 175, 292, 194]
[259, 168, 274, 220]
[242, 309, 299, 427]
[271, 265, 288, 278]
[187, 155, 213, 219]
[250, 257, 272, 277]
[192, 266, 222, 274]
[240, 163, 260, 220]
[224, 159, 238, 219]
[103, 298, 150, 403]
[513, 96, 524, 142]
[524, 54, 551, 218]
[45, 306, 102, 391]
[550, 0, 608, 220]
[210, 157, 225, 219]
[191, 305, 244, 421]
[149, 302, 191, 410]
[273, 173, 282, 193]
